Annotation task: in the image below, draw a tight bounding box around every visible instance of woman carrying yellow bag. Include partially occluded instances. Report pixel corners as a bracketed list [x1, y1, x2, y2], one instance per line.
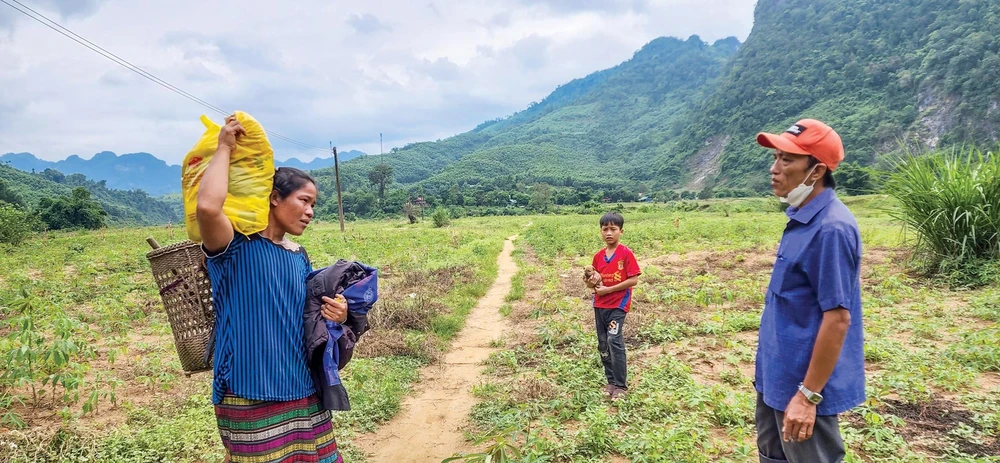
[197, 115, 347, 463]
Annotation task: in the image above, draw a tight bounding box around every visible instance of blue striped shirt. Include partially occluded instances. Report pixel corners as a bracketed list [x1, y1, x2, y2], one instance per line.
[204, 233, 316, 404]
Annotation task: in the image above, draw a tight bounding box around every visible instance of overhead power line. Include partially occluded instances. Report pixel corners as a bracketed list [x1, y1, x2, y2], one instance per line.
[1, 0, 330, 153]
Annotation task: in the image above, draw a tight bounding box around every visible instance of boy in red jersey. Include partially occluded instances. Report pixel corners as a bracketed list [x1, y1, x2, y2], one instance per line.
[586, 212, 641, 400]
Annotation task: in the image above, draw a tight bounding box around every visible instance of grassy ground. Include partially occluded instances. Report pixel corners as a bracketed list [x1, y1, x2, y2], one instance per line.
[467, 200, 1000, 462]
[0, 217, 520, 462]
[2, 198, 998, 462]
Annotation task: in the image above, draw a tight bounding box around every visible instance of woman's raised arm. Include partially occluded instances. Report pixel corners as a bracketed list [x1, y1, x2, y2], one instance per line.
[197, 116, 244, 253]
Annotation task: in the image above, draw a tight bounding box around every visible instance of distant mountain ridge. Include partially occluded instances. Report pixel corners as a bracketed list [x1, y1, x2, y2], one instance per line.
[0, 150, 366, 196]
[313, 0, 1000, 198]
[8, 0, 1000, 203]
[0, 162, 180, 225]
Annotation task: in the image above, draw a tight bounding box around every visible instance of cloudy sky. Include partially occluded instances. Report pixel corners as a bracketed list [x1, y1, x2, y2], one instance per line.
[0, 0, 755, 165]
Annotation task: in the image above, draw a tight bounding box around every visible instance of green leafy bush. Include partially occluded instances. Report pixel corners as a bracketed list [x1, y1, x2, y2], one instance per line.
[432, 207, 451, 228]
[887, 148, 1000, 285]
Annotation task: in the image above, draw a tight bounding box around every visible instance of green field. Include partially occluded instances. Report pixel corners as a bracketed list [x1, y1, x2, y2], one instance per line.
[0, 218, 519, 462]
[470, 200, 1000, 462]
[1, 198, 998, 462]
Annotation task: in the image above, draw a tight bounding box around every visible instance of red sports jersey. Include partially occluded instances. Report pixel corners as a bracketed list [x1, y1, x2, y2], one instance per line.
[592, 244, 641, 311]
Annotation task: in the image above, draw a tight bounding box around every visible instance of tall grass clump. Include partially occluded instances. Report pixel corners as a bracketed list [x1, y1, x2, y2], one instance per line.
[887, 147, 1000, 286]
[432, 207, 451, 228]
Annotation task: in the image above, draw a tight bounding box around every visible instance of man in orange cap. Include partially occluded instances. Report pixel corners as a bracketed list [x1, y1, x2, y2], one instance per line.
[753, 119, 865, 462]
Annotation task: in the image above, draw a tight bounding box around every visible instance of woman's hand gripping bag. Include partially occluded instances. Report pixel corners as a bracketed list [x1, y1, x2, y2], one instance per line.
[181, 111, 275, 242]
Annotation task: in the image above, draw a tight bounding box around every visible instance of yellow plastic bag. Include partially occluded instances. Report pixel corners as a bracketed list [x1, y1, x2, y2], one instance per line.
[181, 111, 274, 242]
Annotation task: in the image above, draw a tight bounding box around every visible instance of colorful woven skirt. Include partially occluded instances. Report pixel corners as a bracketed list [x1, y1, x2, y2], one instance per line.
[215, 393, 343, 463]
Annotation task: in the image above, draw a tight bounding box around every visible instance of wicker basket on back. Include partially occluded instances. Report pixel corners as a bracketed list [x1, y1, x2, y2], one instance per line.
[145, 238, 214, 375]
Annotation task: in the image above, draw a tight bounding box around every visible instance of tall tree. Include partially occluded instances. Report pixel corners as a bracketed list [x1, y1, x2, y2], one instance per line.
[0, 179, 26, 208]
[368, 163, 394, 202]
[37, 187, 107, 230]
[528, 183, 554, 212]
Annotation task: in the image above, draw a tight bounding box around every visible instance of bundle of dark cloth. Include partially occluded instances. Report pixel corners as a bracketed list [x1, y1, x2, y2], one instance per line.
[304, 259, 378, 410]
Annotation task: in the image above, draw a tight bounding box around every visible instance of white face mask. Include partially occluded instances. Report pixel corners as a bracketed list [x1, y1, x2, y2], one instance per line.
[780, 165, 819, 208]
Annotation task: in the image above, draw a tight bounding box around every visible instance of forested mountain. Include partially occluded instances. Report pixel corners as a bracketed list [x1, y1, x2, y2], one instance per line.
[0, 163, 179, 225]
[311, 0, 1000, 215]
[310, 36, 741, 215]
[676, 0, 1000, 190]
[1, 150, 368, 196]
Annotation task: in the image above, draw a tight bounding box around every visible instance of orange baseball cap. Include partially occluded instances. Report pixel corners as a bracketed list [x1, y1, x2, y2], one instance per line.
[756, 119, 845, 171]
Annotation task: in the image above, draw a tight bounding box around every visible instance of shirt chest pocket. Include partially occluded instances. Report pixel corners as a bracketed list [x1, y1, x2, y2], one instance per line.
[768, 254, 814, 303]
[768, 256, 789, 295]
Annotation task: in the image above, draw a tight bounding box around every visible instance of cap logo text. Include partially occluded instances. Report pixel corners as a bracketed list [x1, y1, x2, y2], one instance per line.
[786, 124, 807, 136]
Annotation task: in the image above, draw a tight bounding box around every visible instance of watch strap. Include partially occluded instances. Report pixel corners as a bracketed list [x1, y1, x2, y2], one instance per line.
[798, 383, 822, 404]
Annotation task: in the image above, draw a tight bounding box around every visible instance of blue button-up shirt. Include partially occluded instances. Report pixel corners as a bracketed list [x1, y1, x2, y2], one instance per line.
[755, 189, 866, 416]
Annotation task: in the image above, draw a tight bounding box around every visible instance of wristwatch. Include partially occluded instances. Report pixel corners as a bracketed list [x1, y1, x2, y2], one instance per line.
[798, 383, 823, 405]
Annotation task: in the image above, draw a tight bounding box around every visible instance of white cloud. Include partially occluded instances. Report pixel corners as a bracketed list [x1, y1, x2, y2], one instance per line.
[0, 0, 755, 164]
[517, 0, 651, 14]
[0, 0, 109, 30]
[33, 0, 109, 19]
[346, 13, 392, 35]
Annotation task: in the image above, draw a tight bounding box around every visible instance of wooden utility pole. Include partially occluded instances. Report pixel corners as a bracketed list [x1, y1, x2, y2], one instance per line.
[331, 142, 345, 232]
